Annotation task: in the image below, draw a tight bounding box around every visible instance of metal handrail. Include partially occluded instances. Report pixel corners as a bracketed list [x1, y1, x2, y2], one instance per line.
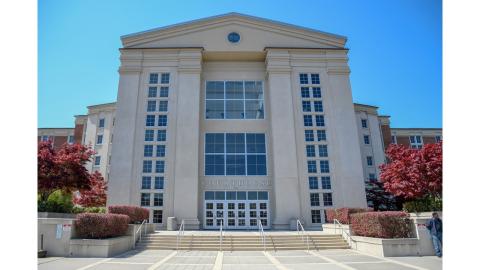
[133, 219, 148, 249]
[333, 219, 355, 248]
[296, 219, 310, 250]
[219, 219, 224, 251]
[258, 219, 266, 251]
[176, 220, 185, 250]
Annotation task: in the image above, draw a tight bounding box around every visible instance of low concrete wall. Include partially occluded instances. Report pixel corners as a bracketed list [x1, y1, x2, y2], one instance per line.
[38, 218, 76, 256]
[69, 236, 132, 257]
[322, 223, 350, 235]
[351, 236, 419, 257]
[38, 212, 77, 219]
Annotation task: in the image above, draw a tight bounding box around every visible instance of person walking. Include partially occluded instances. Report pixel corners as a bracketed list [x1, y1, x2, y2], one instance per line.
[426, 212, 442, 257]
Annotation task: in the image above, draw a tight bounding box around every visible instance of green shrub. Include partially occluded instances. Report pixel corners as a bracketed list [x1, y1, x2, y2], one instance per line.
[39, 190, 74, 213]
[403, 195, 442, 213]
[72, 206, 106, 214]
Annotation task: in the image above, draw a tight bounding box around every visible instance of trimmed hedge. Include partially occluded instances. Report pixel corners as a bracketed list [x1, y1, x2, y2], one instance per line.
[350, 211, 413, 238]
[75, 213, 129, 239]
[72, 206, 106, 214]
[108, 205, 149, 224]
[325, 208, 369, 224]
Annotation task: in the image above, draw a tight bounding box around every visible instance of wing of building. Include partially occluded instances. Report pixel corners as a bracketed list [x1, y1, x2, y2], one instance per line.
[39, 13, 442, 230]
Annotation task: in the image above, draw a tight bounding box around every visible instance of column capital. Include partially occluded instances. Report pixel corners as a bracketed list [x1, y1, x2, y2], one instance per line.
[178, 49, 203, 73]
[265, 49, 291, 74]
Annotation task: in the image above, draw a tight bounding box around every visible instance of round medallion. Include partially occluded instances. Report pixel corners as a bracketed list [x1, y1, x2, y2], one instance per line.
[227, 32, 241, 43]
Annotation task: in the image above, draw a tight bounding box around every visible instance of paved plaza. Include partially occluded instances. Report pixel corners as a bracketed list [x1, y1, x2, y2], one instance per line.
[38, 249, 442, 270]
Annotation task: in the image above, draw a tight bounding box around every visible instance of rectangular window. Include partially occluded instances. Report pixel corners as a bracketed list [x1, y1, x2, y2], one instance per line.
[310, 193, 320, 206]
[435, 135, 442, 142]
[311, 74, 320, 84]
[311, 210, 321, 223]
[158, 115, 167, 126]
[142, 176, 151, 189]
[149, 73, 158, 84]
[96, 135, 103, 145]
[410, 135, 423, 149]
[68, 135, 74, 144]
[41, 135, 50, 141]
[160, 73, 170, 84]
[319, 160, 329, 173]
[391, 135, 397, 144]
[147, 100, 156, 112]
[225, 98, 243, 119]
[302, 101, 311, 112]
[307, 160, 317, 173]
[305, 130, 314, 142]
[143, 160, 152, 173]
[361, 119, 368, 128]
[364, 135, 370, 145]
[317, 130, 326, 141]
[94, 156, 101, 166]
[299, 73, 309, 84]
[323, 193, 333, 206]
[366, 156, 373, 166]
[306, 145, 316, 157]
[315, 115, 325, 127]
[153, 193, 163, 206]
[153, 210, 162, 223]
[313, 101, 323, 112]
[148, 87, 157, 97]
[301, 87, 310, 98]
[154, 177, 164, 189]
[141, 193, 150, 206]
[159, 87, 169, 97]
[158, 101, 168, 112]
[146, 115, 155, 126]
[369, 173, 377, 181]
[155, 160, 165, 173]
[303, 115, 313, 127]
[156, 145, 166, 157]
[145, 130, 154, 141]
[99, 118, 105, 128]
[318, 145, 328, 157]
[157, 130, 166, 141]
[312, 87, 321, 98]
[321, 176, 331, 189]
[144, 145, 153, 157]
[309, 176, 319, 189]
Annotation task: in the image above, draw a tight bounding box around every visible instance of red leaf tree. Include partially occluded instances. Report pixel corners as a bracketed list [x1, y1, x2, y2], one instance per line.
[73, 171, 108, 207]
[379, 142, 442, 200]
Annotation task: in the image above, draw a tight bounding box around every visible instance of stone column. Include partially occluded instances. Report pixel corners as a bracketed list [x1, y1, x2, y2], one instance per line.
[171, 49, 202, 229]
[265, 50, 302, 229]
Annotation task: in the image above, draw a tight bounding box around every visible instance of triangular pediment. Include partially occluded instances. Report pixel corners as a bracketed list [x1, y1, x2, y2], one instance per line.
[121, 13, 346, 51]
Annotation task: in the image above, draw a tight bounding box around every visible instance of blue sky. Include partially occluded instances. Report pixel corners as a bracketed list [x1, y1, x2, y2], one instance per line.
[38, 0, 442, 128]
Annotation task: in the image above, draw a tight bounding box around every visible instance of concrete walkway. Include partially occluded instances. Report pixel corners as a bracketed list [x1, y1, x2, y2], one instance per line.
[38, 249, 442, 270]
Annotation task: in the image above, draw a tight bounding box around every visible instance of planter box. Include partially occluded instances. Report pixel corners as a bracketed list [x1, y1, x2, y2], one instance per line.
[69, 236, 132, 257]
[322, 223, 351, 235]
[38, 212, 77, 219]
[38, 218, 76, 256]
[351, 235, 419, 257]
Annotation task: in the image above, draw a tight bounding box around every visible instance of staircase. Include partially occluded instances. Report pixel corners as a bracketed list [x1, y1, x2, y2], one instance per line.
[136, 233, 349, 251]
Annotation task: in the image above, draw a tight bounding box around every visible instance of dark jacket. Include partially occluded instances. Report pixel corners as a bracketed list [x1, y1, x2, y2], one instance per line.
[426, 218, 442, 236]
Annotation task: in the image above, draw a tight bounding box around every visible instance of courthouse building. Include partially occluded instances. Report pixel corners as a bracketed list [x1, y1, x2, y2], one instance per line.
[39, 13, 441, 230]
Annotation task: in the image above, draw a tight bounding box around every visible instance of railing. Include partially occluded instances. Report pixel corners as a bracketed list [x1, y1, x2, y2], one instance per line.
[176, 220, 185, 250]
[296, 219, 310, 250]
[258, 219, 266, 251]
[219, 219, 224, 251]
[133, 219, 148, 249]
[333, 219, 355, 248]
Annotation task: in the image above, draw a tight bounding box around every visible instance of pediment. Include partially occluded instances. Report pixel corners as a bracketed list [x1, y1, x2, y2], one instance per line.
[121, 13, 346, 51]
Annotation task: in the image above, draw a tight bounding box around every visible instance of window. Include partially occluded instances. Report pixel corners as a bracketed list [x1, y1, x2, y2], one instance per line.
[313, 101, 323, 112]
[142, 176, 151, 189]
[363, 135, 370, 145]
[153, 210, 162, 223]
[307, 160, 317, 173]
[153, 193, 163, 206]
[96, 135, 103, 145]
[146, 115, 155, 126]
[94, 156, 101, 166]
[318, 145, 328, 157]
[145, 130, 154, 141]
[158, 115, 167, 126]
[305, 130, 314, 142]
[149, 73, 158, 84]
[144, 145, 153, 157]
[205, 133, 225, 176]
[310, 193, 320, 206]
[41, 135, 49, 141]
[98, 118, 105, 128]
[410, 136, 423, 149]
[391, 135, 397, 144]
[158, 101, 168, 112]
[156, 145, 166, 157]
[366, 156, 373, 166]
[361, 119, 368, 128]
[311, 74, 320, 84]
[140, 193, 150, 206]
[303, 115, 313, 126]
[302, 101, 311, 112]
[319, 160, 329, 173]
[311, 210, 321, 223]
[159, 87, 169, 97]
[68, 135, 74, 144]
[323, 193, 333, 206]
[306, 145, 316, 157]
[157, 130, 166, 141]
[143, 160, 152, 173]
[369, 173, 377, 181]
[312, 87, 321, 98]
[148, 87, 157, 97]
[161, 73, 170, 84]
[309, 176, 319, 189]
[435, 135, 442, 142]
[147, 101, 156, 112]
[299, 73, 309, 84]
[317, 130, 326, 141]
[155, 160, 165, 173]
[301, 87, 310, 98]
[154, 177, 164, 189]
[321, 176, 331, 189]
[315, 115, 325, 127]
